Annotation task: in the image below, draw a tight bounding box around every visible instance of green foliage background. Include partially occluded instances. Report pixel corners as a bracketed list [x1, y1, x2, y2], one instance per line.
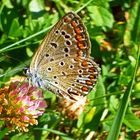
[0, 0, 140, 139]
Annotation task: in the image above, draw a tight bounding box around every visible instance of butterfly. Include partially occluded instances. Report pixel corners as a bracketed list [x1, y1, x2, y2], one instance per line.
[26, 12, 100, 101]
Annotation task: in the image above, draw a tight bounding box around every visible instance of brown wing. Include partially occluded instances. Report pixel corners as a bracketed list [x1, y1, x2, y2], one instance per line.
[38, 57, 100, 100]
[29, 12, 100, 101]
[30, 12, 91, 73]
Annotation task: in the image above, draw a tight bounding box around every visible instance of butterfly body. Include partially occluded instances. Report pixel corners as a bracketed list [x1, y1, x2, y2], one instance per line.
[28, 12, 100, 101]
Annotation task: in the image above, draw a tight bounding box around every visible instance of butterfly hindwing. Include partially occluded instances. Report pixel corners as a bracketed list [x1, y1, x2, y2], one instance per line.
[37, 57, 100, 100]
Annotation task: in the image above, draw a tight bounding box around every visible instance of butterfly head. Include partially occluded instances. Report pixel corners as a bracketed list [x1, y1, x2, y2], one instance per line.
[24, 67, 42, 87]
[23, 67, 31, 76]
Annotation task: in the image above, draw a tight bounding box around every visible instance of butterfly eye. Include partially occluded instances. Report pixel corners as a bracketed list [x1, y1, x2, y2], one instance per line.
[23, 67, 30, 76]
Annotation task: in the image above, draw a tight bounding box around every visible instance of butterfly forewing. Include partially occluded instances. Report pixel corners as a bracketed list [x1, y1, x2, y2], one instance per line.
[29, 12, 100, 101]
[30, 12, 91, 71]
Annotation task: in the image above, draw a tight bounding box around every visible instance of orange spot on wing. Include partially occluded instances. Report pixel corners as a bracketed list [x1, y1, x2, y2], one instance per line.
[82, 60, 88, 67]
[88, 67, 94, 73]
[75, 27, 81, 34]
[82, 86, 88, 92]
[78, 43, 85, 49]
[86, 80, 93, 86]
[71, 21, 77, 27]
[89, 75, 94, 79]
[63, 17, 70, 23]
[76, 35, 83, 41]
[77, 50, 83, 57]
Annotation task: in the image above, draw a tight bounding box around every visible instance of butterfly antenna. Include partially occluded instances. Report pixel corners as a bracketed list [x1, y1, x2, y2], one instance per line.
[0, 55, 30, 78]
[5, 54, 29, 67]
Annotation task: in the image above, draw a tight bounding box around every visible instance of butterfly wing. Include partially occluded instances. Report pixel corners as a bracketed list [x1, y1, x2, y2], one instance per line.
[29, 12, 100, 101]
[30, 12, 91, 72]
[38, 57, 100, 100]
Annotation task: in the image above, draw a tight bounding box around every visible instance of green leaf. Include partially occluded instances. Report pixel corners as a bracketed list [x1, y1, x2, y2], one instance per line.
[0, 128, 9, 140]
[87, 5, 114, 28]
[26, 47, 33, 57]
[34, 128, 74, 140]
[11, 133, 34, 140]
[124, 113, 140, 131]
[84, 107, 96, 124]
[8, 18, 23, 37]
[2, 0, 13, 8]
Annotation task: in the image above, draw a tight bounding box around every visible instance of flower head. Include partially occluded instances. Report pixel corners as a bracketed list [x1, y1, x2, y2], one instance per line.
[58, 97, 87, 119]
[0, 81, 47, 132]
